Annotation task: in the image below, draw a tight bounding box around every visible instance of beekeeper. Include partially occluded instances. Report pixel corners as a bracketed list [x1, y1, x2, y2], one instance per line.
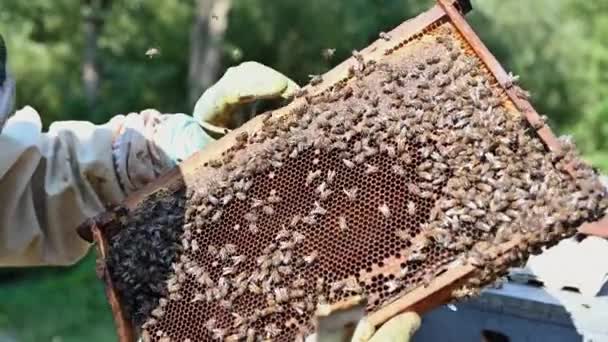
[0, 35, 420, 341]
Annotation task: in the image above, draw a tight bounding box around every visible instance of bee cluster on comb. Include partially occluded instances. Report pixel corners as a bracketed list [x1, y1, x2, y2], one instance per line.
[107, 23, 607, 342]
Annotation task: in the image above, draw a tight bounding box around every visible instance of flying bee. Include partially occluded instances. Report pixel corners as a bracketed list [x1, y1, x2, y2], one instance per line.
[322, 48, 336, 60]
[378, 203, 391, 218]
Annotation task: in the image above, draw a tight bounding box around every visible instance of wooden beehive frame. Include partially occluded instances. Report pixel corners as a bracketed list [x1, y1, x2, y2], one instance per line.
[78, 1, 607, 340]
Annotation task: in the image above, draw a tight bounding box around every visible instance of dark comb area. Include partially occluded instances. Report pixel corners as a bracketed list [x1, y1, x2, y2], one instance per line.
[107, 22, 608, 342]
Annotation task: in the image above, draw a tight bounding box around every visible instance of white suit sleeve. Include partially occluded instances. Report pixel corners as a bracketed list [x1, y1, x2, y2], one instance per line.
[0, 106, 126, 266]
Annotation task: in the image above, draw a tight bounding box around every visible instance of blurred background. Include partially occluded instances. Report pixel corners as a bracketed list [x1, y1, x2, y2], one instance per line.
[0, 0, 606, 341]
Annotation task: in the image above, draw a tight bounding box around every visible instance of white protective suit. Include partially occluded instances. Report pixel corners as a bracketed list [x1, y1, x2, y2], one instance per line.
[0, 61, 298, 267]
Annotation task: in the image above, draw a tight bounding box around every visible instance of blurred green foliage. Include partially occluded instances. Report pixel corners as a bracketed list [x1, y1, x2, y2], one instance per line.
[0, 0, 606, 341]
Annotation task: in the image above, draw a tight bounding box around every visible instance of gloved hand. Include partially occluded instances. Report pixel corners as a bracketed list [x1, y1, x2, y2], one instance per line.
[350, 312, 421, 342]
[311, 310, 421, 342]
[193, 61, 299, 135]
[112, 61, 299, 194]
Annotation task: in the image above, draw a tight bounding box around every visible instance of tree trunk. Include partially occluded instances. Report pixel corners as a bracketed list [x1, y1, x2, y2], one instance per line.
[188, 0, 231, 107]
[82, 0, 108, 110]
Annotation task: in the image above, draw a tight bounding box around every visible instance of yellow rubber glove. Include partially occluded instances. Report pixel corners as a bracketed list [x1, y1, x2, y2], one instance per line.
[193, 61, 299, 135]
[351, 313, 421, 342]
[313, 312, 421, 342]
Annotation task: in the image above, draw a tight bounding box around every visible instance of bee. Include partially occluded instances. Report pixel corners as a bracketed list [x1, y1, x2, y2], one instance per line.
[274, 287, 289, 303]
[208, 244, 218, 255]
[311, 201, 327, 216]
[268, 171, 276, 179]
[279, 240, 296, 250]
[385, 279, 401, 293]
[249, 282, 263, 295]
[378, 203, 391, 218]
[343, 277, 362, 293]
[205, 318, 217, 331]
[504, 71, 519, 88]
[407, 201, 417, 215]
[327, 170, 336, 184]
[392, 164, 406, 176]
[251, 198, 265, 208]
[319, 188, 334, 201]
[211, 210, 223, 222]
[208, 194, 219, 205]
[291, 301, 307, 315]
[407, 251, 425, 262]
[418, 171, 433, 181]
[379, 31, 391, 41]
[236, 192, 247, 201]
[306, 170, 322, 185]
[312, 158, 320, 165]
[246, 328, 256, 342]
[338, 216, 348, 231]
[262, 205, 275, 216]
[264, 323, 282, 338]
[278, 265, 293, 275]
[322, 48, 336, 60]
[343, 187, 358, 201]
[309, 74, 323, 85]
[191, 293, 205, 303]
[268, 190, 282, 204]
[365, 163, 379, 174]
[304, 251, 318, 264]
[342, 158, 355, 169]
[248, 223, 259, 234]
[293, 231, 306, 244]
[244, 212, 258, 222]
[449, 50, 460, 61]
[302, 215, 317, 225]
[290, 214, 302, 227]
[231, 255, 247, 266]
[151, 307, 165, 318]
[292, 278, 307, 288]
[395, 229, 410, 241]
[212, 328, 227, 340]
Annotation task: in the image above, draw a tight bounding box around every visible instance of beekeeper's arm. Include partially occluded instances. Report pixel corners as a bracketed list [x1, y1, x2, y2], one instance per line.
[0, 56, 297, 267]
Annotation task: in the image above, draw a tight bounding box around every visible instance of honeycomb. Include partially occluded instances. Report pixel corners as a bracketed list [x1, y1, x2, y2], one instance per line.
[107, 22, 608, 342]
